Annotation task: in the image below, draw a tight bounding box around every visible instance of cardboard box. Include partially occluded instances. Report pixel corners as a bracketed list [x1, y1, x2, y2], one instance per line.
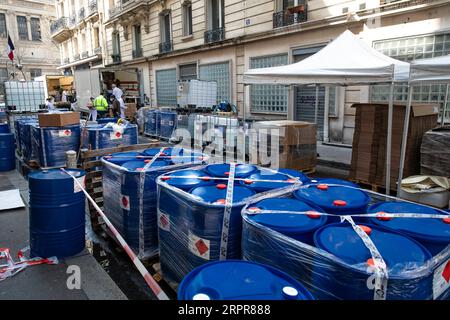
[38, 112, 80, 127]
[124, 103, 137, 117]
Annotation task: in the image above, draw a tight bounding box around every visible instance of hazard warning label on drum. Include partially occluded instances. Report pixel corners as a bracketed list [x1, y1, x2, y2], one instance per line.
[188, 231, 210, 260]
[158, 211, 170, 231]
[58, 129, 72, 137]
[110, 131, 123, 140]
[433, 259, 450, 299]
[120, 195, 130, 210]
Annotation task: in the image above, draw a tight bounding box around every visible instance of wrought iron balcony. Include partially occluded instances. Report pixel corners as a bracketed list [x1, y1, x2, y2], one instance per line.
[88, 0, 98, 15]
[111, 54, 121, 63]
[204, 27, 225, 44]
[273, 2, 307, 28]
[132, 48, 143, 59]
[79, 7, 85, 21]
[94, 46, 102, 55]
[159, 41, 173, 54]
[50, 17, 68, 34]
[69, 14, 77, 26]
[81, 51, 89, 59]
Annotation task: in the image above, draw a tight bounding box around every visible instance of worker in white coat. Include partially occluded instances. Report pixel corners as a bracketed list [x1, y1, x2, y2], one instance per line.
[112, 81, 126, 120]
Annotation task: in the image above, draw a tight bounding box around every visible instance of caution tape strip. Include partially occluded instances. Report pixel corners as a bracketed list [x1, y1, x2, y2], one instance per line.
[61, 168, 169, 300]
[219, 163, 236, 261]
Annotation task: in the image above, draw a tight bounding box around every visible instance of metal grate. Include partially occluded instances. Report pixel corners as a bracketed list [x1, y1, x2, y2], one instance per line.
[156, 68, 177, 107]
[159, 41, 173, 53]
[250, 54, 288, 113]
[4, 81, 45, 112]
[199, 61, 231, 102]
[204, 27, 225, 44]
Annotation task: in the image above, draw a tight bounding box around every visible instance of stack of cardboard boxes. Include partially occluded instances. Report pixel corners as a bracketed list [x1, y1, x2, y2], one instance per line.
[252, 121, 317, 171]
[349, 104, 438, 189]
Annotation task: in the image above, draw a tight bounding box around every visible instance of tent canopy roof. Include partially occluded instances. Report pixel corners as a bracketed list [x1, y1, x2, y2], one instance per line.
[409, 55, 450, 83]
[243, 30, 410, 86]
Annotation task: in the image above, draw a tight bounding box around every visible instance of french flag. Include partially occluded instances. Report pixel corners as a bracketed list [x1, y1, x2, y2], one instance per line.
[7, 35, 14, 61]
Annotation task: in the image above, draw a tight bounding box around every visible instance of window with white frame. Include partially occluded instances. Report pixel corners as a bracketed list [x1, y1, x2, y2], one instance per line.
[17, 16, 28, 40]
[250, 54, 288, 113]
[0, 13, 7, 38]
[160, 11, 172, 44]
[182, 1, 193, 37]
[30, 17, 41, 41]
[156, 68, 177, 107]
[29, 68, 42, 80]
[372, 33, 450, 121]
[207, 0, 224, 30]
[199, 61, 231, 102]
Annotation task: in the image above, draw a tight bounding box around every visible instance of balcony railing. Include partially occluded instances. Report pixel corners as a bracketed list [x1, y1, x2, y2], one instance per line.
[63, 57, 70, 64]
[132, 48, 143, 59]
[159, 41, 173, 53]
[79, 7, 85, 21]
[50, 17, 68, 34]
[69, 14, 77, 26]
[81, 51, 89, 59]
[204, 27, 225, 44]
[111, 54, 121, 63]
[88, 0, 98, 15]
[273, 2, 307, 28]
[94, 46, 102, 55]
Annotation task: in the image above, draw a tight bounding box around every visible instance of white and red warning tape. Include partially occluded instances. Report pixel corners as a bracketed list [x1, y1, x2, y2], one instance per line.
[0, 247, 58, 282]
[61, 168, 169, 300]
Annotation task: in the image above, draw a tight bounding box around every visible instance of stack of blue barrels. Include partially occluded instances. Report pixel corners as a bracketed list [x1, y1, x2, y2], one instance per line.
[87, 123, 138, 150]
[159, 111, 177, 140]
[18, 119, 39, 163]
[144, 109, 160, 137]
[97, 118, 119, 125]
[241, 178, 450, 300]
[157, 163, 303, 284]
[32, 124, 81, 168]
[28, 169, 86, 258]
[101, 147, 208, 259]
[0, 122, 15, 171]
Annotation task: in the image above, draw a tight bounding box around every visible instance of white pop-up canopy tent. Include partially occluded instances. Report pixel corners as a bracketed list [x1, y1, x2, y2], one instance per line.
[244, 30, 411, 194]
[396, 55, 450, 195]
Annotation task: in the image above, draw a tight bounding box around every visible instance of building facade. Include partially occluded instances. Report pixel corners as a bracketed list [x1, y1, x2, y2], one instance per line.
[0, 0, 60, 95]
[53, 0, 450, 145]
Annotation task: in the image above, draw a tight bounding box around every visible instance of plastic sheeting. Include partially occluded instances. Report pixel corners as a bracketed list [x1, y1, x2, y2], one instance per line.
[102, 148, 209, 259]
[31, 124, 81, 168]
[156, 165, 302, 285]
[421, 127, 450, 178]
[87, 123, 138, 150]
[241, 183, 450, 300]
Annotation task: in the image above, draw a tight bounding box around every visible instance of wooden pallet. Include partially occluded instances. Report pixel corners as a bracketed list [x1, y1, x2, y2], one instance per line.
[80, 141, 161, 231]
[349, 179, 396, 195]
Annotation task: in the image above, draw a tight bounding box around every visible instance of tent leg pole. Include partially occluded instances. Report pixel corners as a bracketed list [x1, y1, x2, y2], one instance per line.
[396, 86, 413, 197]
[314, 85, 319, 125]
[441, 84, 449, 127]
[385, 82, 395, 195]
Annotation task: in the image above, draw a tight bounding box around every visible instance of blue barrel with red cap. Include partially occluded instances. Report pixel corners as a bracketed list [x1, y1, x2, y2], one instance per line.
[241, 197, 327, 294]
[368, 202, 450, 256]
[88, 123, 138, 150]
[239, 169, 296, 192]
[204, 163, 258, 178]
[162, 169, 214, 191]
[278, 168, 310, 184]
[178, 260, 314, 300]
[0, 133, 15, 171]
[29, 169, 86, 258]
[159, 111, 177, 139]
[294, 183, 370, 222]
[312, 223, 433, 300]
[158, 165, 259, 284]
[307, 178, 359, 188]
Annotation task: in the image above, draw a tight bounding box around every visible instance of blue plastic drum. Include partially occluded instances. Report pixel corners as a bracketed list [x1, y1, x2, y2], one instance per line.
[205, 163, 258, 178]
[239, 170, 293, 192]
[368, 202, 450, 256]
[307, 178, 359, 188]
[278, 168, 310, 184]
[159, 111, 177, 139]
[246, 198, 327, 244]
[88, 124, 138, 150]
[0, 133, 15, 171]
[163, 169, 214, 191]
[313, 223, 432, 300]
[97, 118, 118, 124]
[0, 123, 10, 133]
[178, 260, 315, 300]
[103, 152, 144, 165]
[294, 183, 370, 222]
[29, 169, 86, 258]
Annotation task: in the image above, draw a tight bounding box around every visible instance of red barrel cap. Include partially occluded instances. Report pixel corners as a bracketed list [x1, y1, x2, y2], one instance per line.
[443, 217, 450, 225]
[215, 199, 226, 205]
[377, 212, 393, 221]
[306, 211, 321, 219]
[161, 176, 170, 181]
[333, 200, 347, 207]
[359, 225, 372, 235]
[244, 179, 253, 185]
[317, 184, 329, 191]
[201, 176, 211, 182]
[216, 184, 227, 190]
[248, 207, 261, 213]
